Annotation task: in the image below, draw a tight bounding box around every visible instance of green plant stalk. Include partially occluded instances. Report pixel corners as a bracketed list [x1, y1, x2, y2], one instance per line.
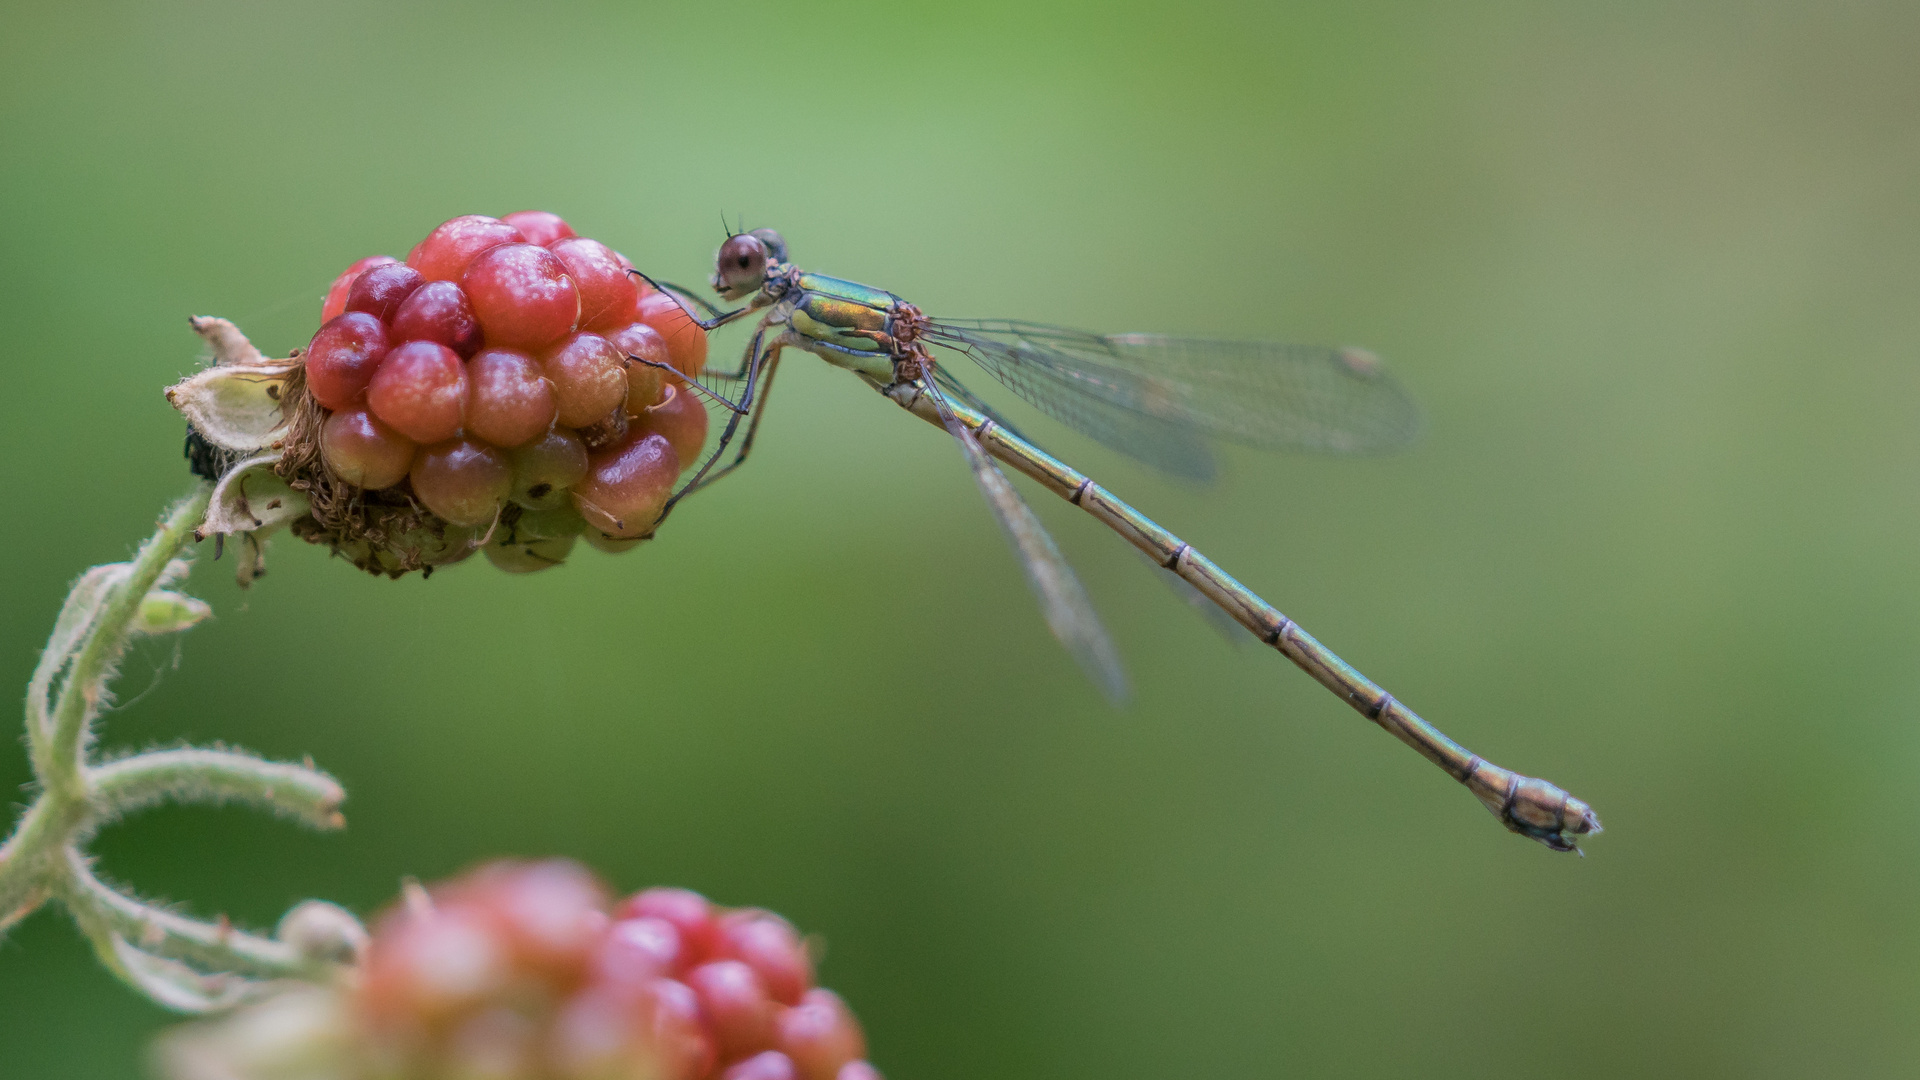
[89, 748, 346, 832]
[62, 851, 306, 979]
[45, 486, 213, 791]
[0, 488, 208, 914]
[2, 485, 213, 927]
[0, 481, 351, 1007]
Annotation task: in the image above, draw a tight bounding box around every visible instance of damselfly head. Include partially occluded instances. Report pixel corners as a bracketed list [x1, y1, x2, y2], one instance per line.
[711, 232, 770, 300]
[746, 227, 788, 265]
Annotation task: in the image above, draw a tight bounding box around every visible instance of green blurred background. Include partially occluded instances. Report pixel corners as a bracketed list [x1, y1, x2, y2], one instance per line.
[5, 0, 1919, 1075]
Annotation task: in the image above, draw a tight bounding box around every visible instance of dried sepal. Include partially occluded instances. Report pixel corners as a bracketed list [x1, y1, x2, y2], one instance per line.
[189, 315, 269, 367]
[166, 363, 299, 454]
[196, 454, 309, 588]
[204, 454, 309, 538]
[235, 532, 270, 588]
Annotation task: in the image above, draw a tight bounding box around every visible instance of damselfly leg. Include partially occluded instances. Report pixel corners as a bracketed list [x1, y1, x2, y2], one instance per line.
[651, 327, 778, 524]
[670, 347, 784, 504]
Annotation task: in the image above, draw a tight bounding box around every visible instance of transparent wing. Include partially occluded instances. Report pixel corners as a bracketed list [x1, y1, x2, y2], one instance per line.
[936, 393, 1129, 704]
[924, 319, 1423, 480]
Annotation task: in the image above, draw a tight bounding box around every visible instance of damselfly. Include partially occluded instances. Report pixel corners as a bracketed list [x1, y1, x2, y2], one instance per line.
[633, 229, 1599, 852]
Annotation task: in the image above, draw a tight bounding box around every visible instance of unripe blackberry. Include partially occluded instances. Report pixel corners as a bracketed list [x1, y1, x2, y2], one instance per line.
[409, 214, 525, 282]
[464, 243, 581, 349]
[688, 960, 780, 1061]
[445, 859, 610, 977]
[390, 279, 483, 357]
[411, 438, 513, 527]
[321, 254, 398, 323]
[716, 911, 814, 1007]
[647, 977, 721, 1080]
[503, 208, 575, 247]
[618, 887, 721, 965]
[637, 383, 710, 466]
[594, 917, 684, 986]
[486, 505, 584, 573]
[365, 902, 512, 1021]
[319, 409, 414, 490]
[343, 263, 424, 323]
[607, 320, 670, 414]
[509, 430, 591, 511]
[368, 340, 466, 444]
[235, 212, 712, 578]
[540, 331, 629, 429]
[467, 347, 556, 448]
[776, 990, 866, 1080]
[553, 237, 640, 332]
[305, 312, 391, 411]
[574, 429, 679, 539]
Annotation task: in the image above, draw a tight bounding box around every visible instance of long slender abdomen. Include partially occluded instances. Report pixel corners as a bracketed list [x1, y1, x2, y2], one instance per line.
[877, 377, 1602, 852]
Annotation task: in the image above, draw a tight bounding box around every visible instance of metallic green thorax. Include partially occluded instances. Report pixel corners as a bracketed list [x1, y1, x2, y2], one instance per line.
[777, 272, 907, 379]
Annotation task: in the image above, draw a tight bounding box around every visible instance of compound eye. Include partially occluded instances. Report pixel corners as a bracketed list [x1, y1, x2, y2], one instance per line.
[715, 234, 768, 293]
[746, 228, 788, 264]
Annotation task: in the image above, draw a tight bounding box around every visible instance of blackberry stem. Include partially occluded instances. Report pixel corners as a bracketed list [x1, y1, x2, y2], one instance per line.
[0, 482, 360, 1011]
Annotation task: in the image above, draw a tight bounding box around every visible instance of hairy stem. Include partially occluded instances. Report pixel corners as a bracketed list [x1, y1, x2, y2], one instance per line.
[1, 484, 211, 922]
[45, 486, 214, 795]
[88, 749, 346, 834]
[0, 482, 348, 1005]
[61, 851, 311, 980]
[6, 323, 367, 1015]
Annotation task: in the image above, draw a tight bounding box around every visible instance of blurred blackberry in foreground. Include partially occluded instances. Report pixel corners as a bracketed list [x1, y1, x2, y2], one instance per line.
[155, 861, 882, 1080]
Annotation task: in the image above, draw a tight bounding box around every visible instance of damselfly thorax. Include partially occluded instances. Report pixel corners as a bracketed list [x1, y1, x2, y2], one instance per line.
[757, 267, 936, 382]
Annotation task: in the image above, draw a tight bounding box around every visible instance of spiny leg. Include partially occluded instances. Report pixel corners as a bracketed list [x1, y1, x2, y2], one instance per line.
[625, 270, 751, 331]
[631, 324, 765, 418]
[655, 330, 776, 524]
[654, 280, 729, 321]
[623, 267, 767, 407]
[671, 346, 784, 502]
